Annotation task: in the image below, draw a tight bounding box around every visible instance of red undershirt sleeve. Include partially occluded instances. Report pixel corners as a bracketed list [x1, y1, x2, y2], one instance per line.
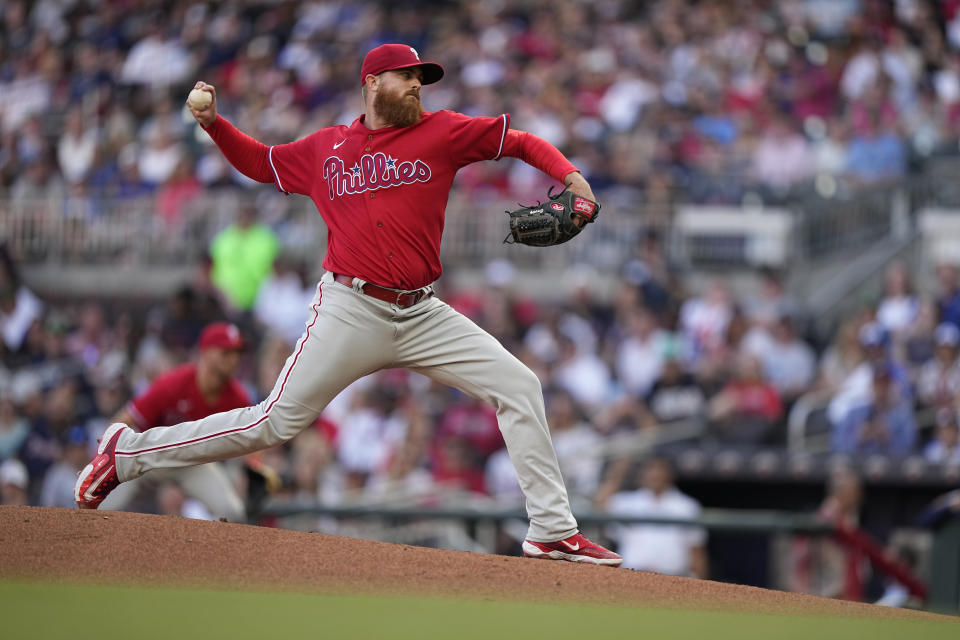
[202, 115, 274, 184]
[500, 129, 579, 184]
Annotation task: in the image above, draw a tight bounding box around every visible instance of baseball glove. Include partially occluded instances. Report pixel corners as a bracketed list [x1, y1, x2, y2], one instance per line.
[504, 187, 600, 247]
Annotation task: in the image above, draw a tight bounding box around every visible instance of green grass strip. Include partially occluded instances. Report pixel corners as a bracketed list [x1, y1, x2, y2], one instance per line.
[0, 581, 954, 640]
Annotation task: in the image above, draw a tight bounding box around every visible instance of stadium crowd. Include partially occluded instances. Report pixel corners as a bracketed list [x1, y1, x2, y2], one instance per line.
[3, 0, 960, 594]
[4, 0, 960, 213]
[2, 238, 960, 509]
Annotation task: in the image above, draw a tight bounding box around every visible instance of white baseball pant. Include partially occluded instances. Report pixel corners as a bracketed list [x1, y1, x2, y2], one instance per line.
[100, 462, 246, 523]
[113, 271, 578, 542]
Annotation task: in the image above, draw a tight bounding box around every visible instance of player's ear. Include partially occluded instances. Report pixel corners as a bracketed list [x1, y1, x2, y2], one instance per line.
[364, 74, 379, 91]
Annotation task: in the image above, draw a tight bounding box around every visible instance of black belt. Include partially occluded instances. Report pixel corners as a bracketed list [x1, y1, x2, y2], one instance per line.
[333, 274, 433, 308]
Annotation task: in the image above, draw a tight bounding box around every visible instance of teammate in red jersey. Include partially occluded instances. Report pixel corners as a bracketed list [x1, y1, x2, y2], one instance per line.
[100, 322, 251, 522]
[77, 44, 621, 566]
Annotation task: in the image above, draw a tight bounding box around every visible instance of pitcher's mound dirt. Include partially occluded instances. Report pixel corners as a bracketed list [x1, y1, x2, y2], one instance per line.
[0, 506, 951, 621]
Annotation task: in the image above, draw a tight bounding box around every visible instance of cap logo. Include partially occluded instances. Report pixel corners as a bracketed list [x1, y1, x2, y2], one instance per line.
[227, 324, 240, 340]
[410, 47, 420, 60]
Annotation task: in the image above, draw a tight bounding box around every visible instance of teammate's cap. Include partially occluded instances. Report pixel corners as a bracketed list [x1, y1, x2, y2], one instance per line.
[360, 44, 444, 87]
[199, 322, 245, 351]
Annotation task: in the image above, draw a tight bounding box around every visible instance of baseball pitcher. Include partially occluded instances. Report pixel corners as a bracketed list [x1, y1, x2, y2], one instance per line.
[77, 44, 619, 566]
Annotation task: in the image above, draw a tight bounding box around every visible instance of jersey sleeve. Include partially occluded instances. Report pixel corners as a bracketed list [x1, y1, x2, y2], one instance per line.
[268, 131, 324, 196]
[445, 111, 510, 168]
[128, 379, 176, 430]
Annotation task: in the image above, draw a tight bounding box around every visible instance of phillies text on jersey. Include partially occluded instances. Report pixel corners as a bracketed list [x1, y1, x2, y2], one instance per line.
[268, 110, 509, 290]
[322, 152, 432, 199]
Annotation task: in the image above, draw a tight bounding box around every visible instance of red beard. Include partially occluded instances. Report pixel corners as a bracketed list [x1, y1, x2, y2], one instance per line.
[374, 86, 423, 128]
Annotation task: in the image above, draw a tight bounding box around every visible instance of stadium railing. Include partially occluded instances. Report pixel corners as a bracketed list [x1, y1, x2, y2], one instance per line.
[1, 175, 917, 289]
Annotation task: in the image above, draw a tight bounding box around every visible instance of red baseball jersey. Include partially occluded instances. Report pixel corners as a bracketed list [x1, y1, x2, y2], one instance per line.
[127, 363, 252, 431]
[267, 110, 510, 290]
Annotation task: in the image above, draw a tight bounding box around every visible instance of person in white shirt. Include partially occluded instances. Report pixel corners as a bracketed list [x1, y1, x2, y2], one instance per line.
[601, 457, 708, 578]
[876, 261, 919, 338]
[915, 323, 960, 410]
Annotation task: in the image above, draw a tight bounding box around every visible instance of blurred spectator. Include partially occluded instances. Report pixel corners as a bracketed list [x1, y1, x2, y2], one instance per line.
[620, 229, 673, 315]
[742, 269, 799, 331]
[159, 281, 224, 358]
[210, 202, 279, 313]
[679, 280, 733, 369]
[0, 457, 29, 506]
[841, 37, 882, 101]
[65, 301, 113, 373]
[875, 261, 918, 338]
[744, 314, 817, 404]
[0, 391, 29, 460]
[902, 297, 939, 368]
[119, 22, 193, 87]
[810, 117, 850, 178]
[915, 323, 960, 410]
[57, 108, 98, 185]
[10, 156, 65, 204]
[615, 307, 671, 398]
[542, 389, 602, 499]
[935, 262, 960, 330]
[644, 354, 707, 427]
[19, 378, 84, 488]
[845, 116, 907, 184]
[138, 121, 184, 187]
[431, 394, 498, 496]
[600, 457, 708, 578]
[337, 383, 413, 493]
[833, 364, 917, 457]
[253, 257, 316, 346]
[39, 425, 89, 509]
[750, 114, 811, 193]
[707, 353, 784, 445]
[0, 252, 43, 353]
[551, 334, 612, 413]
[923, 410, 960, 465]
[155, 159, 202, 231]
[828, 322, 911, 429]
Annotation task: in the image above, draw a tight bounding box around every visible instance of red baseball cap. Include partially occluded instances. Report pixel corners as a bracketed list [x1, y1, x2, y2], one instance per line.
[360, 44, 444, 87]
[199, 322, 245, 351]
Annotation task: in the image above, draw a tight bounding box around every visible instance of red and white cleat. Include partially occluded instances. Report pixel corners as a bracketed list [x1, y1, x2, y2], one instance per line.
[522, 532, 622, 567]
[74, 423, 129, 509]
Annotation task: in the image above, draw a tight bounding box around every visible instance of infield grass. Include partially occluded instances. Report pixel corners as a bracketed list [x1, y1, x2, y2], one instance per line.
[1, 580, 955, 640]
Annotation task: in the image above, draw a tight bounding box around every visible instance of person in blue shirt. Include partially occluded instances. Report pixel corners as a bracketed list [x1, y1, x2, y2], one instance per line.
[833, 363, 917, 456]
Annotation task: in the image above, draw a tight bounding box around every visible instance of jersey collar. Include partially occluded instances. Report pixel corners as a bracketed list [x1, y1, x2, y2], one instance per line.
[352, 112, 433, 134]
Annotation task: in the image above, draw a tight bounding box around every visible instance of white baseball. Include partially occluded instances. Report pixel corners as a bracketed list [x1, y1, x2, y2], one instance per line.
[188, 88, 212, 110]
